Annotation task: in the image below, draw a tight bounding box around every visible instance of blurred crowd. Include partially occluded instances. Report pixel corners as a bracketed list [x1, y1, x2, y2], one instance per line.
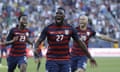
[0, 0, 120, 48]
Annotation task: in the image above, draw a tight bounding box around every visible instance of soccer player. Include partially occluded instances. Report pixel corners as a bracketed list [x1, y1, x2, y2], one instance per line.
[0, 33, 8, 66]
[6, 14, 33, 72]
[70, 15, 118, 72]
[34, 7, 97, 72]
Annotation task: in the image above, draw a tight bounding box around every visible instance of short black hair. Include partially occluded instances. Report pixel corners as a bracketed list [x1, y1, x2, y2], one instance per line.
[18, 14, 27, 21]
[57, 7, 65, 13]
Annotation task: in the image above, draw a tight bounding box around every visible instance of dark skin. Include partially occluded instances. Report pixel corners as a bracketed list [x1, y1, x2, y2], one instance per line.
[18, 16, 33, 45]
[0, 16, 33, 72]
[55, 9, 65, 26]
[1, 16, 33, 72]
[18, 16, 33, 72]
[0, 16, 32, 46]
[35, 8, 97, 67]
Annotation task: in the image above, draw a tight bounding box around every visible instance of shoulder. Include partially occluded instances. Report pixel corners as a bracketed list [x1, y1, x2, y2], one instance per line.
[45, 23, 54, 28]
[87, 27, 94, 32]
[24, 28, 31, 36]
[63, 24, 75, 29]
[45, 23, 59, 29]
[9, 27, 17, 32]
[64, 24, 73, 27]
[87, 27, 96, 36]
[75, 26, 79, 29]
[25, 28, 31, 32]
[41, 24, 54, 32]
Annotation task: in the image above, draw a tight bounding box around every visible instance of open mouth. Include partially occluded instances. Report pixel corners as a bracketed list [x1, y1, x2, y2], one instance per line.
[80, 23, 86, 28]
[24, 23, 27, 26]
[56, 17, 62, 22]
[22, 22, 27, 26]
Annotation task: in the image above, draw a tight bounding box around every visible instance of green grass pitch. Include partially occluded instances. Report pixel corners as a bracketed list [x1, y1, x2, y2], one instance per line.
[0, 57, 120, 72]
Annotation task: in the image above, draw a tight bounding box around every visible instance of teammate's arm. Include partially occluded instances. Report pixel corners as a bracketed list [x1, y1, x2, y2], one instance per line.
[6, 29, 14, 41]
[26, 38, 33, 45]
[1, 29, 18, 45]
[26, 37, 34, 50]
[96, 33, 118, 42]
[0, 37, 18, 45]
[76, 37, 97, 66]
[34, 27, 47, 58]
[72, 27, 97, 66]
[75, 38, 97, 65]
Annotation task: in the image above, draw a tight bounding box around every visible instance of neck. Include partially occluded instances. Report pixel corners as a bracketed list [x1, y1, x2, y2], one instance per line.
[56, 22, 64, 26]
[80, 25, 87, 30]
[18, 25, 25, 30]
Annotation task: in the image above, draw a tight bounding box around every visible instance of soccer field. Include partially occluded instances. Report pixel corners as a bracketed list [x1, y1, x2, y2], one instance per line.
[0, 57, 120, 72]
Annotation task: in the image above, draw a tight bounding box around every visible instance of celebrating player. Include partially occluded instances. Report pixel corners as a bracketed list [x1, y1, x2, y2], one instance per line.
[34, 7, 97, 72]
[70, 15, 118, 72]
[6, 14, 33, 72]
[0, 33, 8, 66]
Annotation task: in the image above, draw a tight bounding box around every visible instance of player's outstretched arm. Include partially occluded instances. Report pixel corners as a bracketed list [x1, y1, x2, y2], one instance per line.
[26, 38, 34, 50]
[34, 27, 47, 72]
[34, 37, 43, 57]
[34, 27, 47, 59]
[33, 37, 44, 72]
[26, 38, 33, 45]
[75, 39, 97, 67]
[34, 34, 46, 62]
[96, 33, 118, 43]
[0, 36, 18, 45]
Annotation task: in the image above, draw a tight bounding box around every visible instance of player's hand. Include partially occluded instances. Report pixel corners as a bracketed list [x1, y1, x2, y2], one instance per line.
[13, 36, 19, 42]
[34, 50, 41, 63]
[89, 58, 97, 67]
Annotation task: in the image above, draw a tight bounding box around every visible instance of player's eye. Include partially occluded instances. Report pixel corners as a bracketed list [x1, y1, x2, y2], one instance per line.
[56, 12, 63, 15]
[23, 18, 27, 21]
[21, 16, 27, 21]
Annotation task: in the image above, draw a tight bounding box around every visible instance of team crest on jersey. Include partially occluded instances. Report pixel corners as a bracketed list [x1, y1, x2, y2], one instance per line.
[26, 32, 29, 36]
[65, 30, 69, 35]
[87, 31, 90, 36]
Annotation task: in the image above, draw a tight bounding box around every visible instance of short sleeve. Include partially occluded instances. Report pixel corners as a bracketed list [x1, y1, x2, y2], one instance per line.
[7, 28, 14, 41]
[71, 26, 79, 41]
[39, 26, 48, 41]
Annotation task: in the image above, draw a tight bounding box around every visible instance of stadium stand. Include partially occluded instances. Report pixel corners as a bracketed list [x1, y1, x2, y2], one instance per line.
[0, 0, 120, 48]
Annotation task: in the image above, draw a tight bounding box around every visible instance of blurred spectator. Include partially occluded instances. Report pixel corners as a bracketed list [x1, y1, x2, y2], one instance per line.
[0, 0, 119, 48]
